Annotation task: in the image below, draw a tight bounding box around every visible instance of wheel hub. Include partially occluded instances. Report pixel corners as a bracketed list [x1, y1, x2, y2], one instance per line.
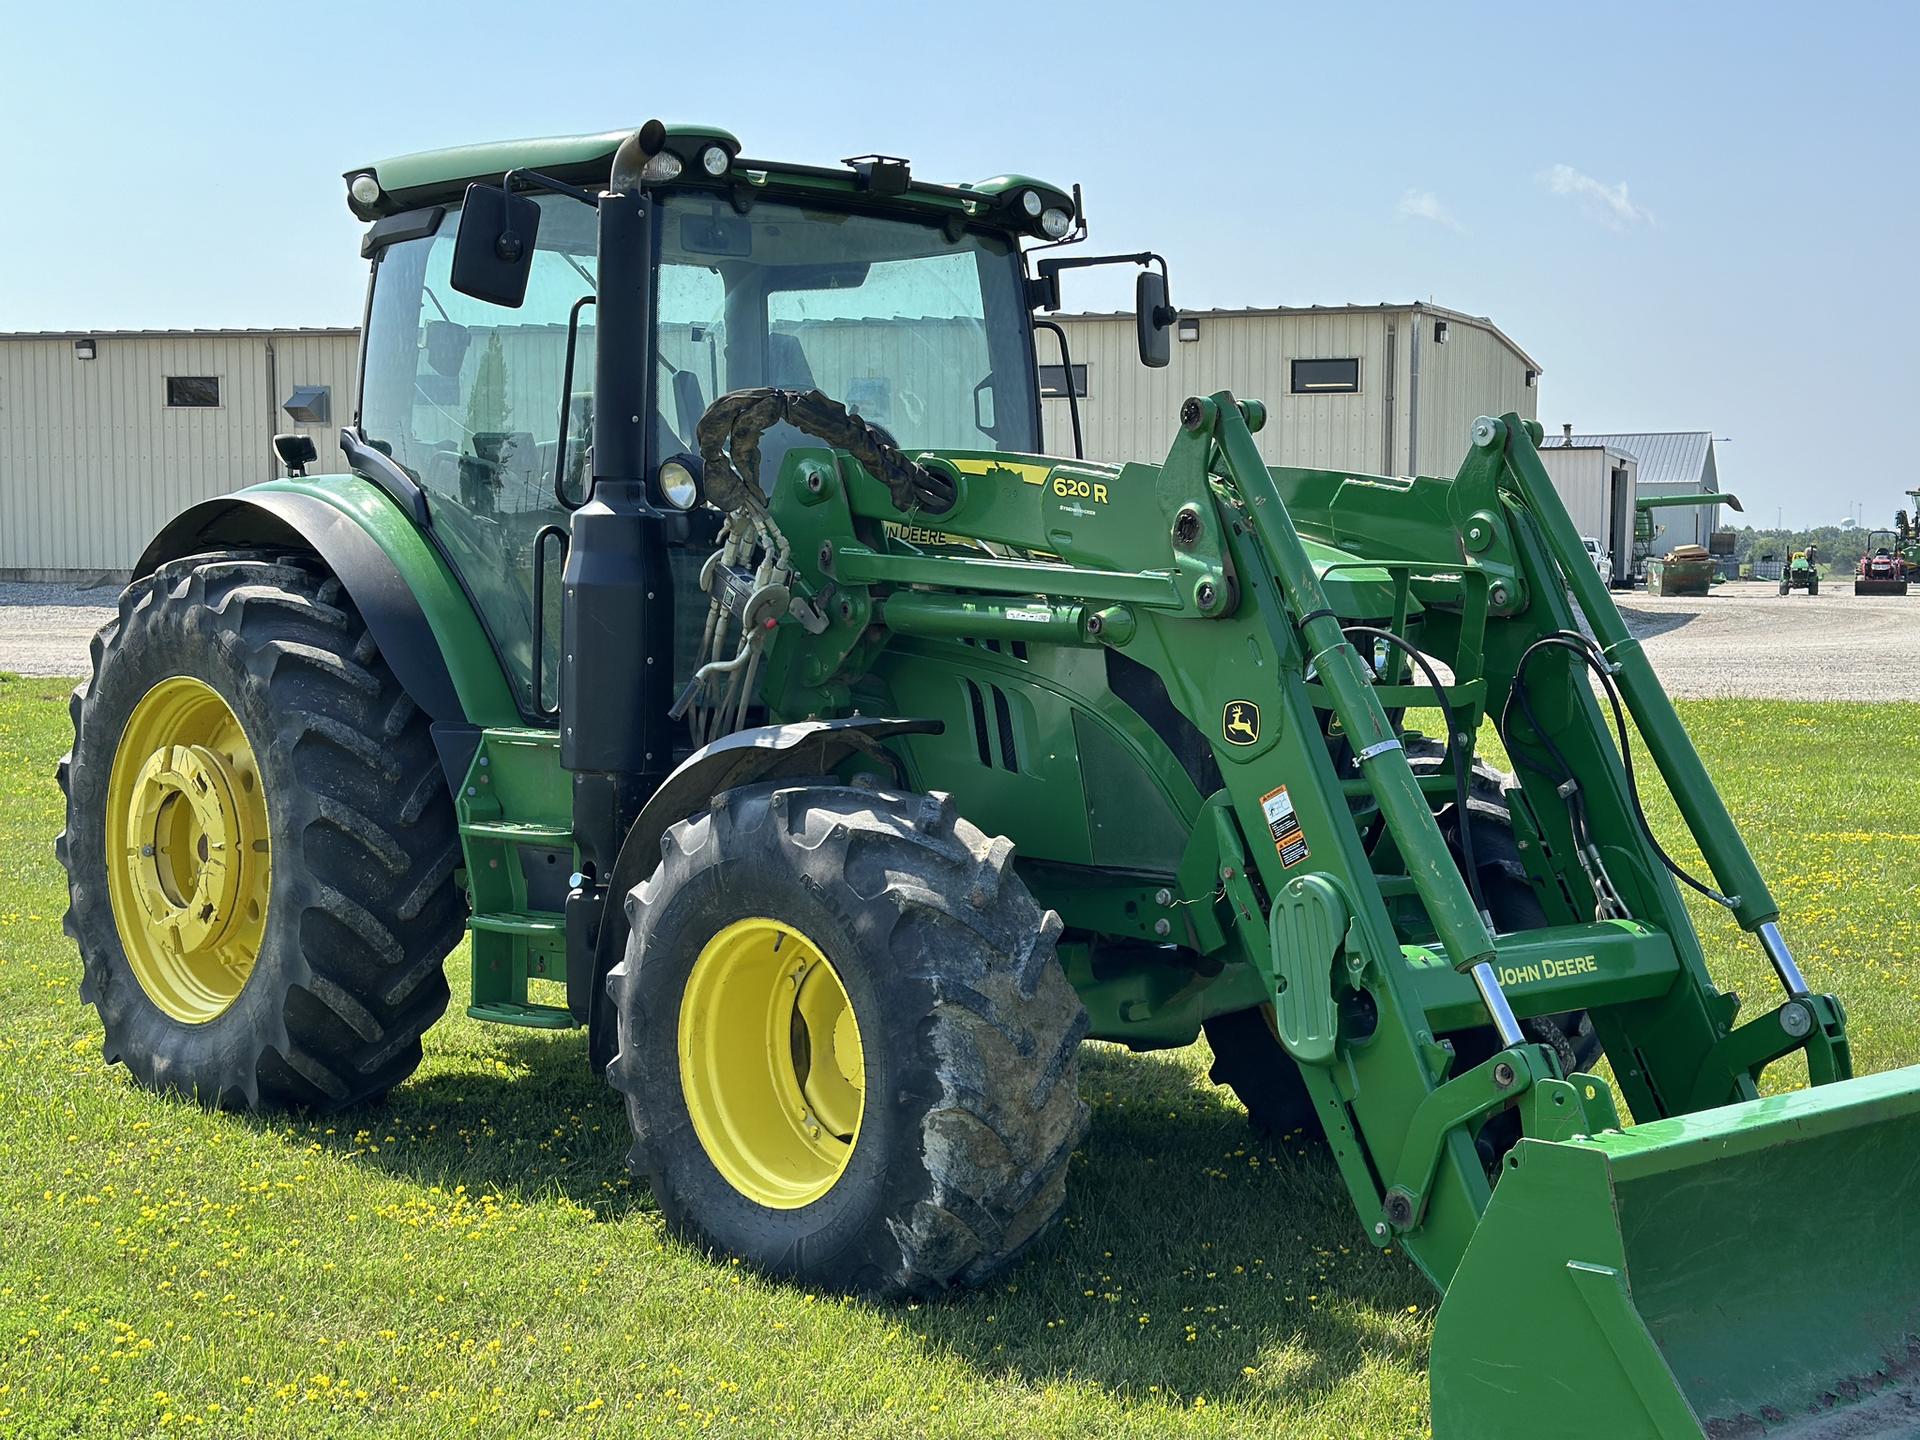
[105, 677, 271, 1024]
[678, 917, 866, 1209]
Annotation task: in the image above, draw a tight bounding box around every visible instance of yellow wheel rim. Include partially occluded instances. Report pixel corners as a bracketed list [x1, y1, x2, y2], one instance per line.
[678, 918, 866, 1209]
[104, 676, 271, 1024]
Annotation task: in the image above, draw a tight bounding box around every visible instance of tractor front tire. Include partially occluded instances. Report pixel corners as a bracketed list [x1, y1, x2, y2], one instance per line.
[58, 551, 464, 1111]
[608, 779, 1089, 1297]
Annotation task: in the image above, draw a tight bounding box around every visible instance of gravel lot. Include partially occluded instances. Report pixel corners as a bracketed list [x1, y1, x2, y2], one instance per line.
[1619, 579, 1920, 701]
[0, 580, 118, 678]
[5, 576, 1920, 700]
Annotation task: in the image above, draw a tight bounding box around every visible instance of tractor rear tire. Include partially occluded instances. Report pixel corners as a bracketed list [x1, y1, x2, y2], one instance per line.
[609, 779, 1089, 1298]
[57, 551, 464, 1111]
[1203, 1005, 1317, 1140]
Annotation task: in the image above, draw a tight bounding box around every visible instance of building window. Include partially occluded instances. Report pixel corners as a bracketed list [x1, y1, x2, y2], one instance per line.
[1038, 363, 1089, 399]
[1290, 358, 1360, 394]
[166, 376, 221, 408]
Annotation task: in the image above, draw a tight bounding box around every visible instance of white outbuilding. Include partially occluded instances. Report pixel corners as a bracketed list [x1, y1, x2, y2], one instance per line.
[1542, 429, 1729, 552]
[0, 329, 358, 579]
[1042, 302, 1541, 477]
[1534, 438, 1640, 586]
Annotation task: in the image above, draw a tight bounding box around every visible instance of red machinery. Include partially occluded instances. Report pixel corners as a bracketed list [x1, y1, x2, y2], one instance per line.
[1857, 530, 1910, 595]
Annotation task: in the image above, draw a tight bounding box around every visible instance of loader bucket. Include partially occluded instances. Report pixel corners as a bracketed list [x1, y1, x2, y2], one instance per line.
[1431, 1065, 1920, 1438]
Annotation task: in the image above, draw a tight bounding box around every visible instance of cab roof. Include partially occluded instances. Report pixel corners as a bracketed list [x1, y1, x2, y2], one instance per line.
[346, 123, 1073, 235]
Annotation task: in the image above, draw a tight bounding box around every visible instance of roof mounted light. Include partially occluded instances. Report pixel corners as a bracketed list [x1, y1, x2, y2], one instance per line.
[642, 151, 684, 183]
[699, 144, 730, 178]
[1019, 189, 1043, 218]
[1039, 206, 1072, 240]
[348, 173, 382, 207]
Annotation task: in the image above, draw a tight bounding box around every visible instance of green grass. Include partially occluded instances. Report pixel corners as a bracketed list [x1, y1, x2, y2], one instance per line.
[0, 675, 1915, 1438]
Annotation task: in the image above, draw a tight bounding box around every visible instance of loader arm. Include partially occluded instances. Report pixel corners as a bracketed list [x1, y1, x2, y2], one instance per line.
[740, 397, 1919, 1436]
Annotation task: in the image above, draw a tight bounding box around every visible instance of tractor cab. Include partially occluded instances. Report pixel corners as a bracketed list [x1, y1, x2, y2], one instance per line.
[345, 125, 1167, 735]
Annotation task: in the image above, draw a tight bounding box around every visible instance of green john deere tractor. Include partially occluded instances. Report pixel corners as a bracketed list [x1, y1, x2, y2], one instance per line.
[58, 122, 1920, 1436]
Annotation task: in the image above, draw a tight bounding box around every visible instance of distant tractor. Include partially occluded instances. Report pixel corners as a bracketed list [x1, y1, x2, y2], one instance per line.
[1781, 547, 1821, 594]
[1856, 530, 1909, 596]
[1891, 491, 1919, 579]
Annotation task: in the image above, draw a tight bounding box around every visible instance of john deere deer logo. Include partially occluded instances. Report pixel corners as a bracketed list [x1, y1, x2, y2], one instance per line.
[1223, 701, 1261, 746]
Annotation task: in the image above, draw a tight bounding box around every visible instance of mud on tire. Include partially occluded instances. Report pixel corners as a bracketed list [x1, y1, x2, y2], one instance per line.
[57, 551, 464, 1111]
[607, 779, 1090, 1297]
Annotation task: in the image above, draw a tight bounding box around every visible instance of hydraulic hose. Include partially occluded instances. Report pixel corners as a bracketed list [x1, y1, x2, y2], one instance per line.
[1501, 631, 1734, 910]
[1339, 625, 1486, 917]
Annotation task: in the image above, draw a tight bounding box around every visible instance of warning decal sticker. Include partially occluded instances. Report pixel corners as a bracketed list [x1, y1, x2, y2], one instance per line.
[1259, 785, 1311, 868]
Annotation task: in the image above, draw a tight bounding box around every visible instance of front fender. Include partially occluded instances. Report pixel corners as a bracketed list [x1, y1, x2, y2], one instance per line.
[135, 475, 519, 729]
[580, 717, 940, 1065]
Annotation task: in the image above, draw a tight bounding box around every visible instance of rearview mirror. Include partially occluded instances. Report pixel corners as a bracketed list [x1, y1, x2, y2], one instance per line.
[450, 183, 540, 308]
[679, 210, 753, 258]
[423, 321, 470, 377]
[1136, 271, 1173, 369]
[972, 374, 998, 437]
[272, 432, 318, 477]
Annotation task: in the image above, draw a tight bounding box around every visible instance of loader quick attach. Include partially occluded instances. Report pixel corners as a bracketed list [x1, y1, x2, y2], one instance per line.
[59, 120, 1920, 1437]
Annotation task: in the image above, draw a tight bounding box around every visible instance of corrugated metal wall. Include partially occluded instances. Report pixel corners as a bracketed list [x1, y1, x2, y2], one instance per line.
[1045, 307, 1537, 478]
[1, 308, 1536, 575]
[1409, 318, 1541, 478]
[1039, 310, 1399, 472]
[0, 331, 357, 576]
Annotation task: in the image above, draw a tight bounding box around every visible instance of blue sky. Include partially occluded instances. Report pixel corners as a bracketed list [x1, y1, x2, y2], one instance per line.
[2, 0, 1912, 526]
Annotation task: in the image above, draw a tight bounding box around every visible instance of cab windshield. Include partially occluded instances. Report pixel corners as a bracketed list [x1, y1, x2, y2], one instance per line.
[654, 194, 1039, 485]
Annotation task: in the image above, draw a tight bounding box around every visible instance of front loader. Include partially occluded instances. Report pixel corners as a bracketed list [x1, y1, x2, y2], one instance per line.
[57, 121, 1920, 1437]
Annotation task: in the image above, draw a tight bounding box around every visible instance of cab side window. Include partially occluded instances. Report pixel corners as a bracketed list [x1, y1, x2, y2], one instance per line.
[360, 198, 597, 714]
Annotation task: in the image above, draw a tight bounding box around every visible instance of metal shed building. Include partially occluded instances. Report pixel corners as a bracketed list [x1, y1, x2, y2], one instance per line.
[0, 329, 358, 579]
[1541, 429, 1726, 552]
[1042, 302, 1541, 476]
[1535, 441, 1639, 585]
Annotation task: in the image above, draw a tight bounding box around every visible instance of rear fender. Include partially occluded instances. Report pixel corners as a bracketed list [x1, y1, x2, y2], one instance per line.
[581, 718, 940, 1068]
[136, 478, 523, 787]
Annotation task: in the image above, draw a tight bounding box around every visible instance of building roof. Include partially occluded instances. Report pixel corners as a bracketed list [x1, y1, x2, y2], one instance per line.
[1052, 301, 1543, 372]
[1543, 430, 1717, 490]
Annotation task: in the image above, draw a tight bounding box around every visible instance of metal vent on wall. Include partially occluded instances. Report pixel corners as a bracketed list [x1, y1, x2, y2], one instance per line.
[283, 385, 331, 424]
